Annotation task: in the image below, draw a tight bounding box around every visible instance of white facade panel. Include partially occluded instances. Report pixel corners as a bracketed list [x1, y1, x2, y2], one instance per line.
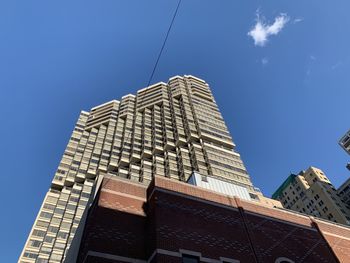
[188, 172, 251, 201]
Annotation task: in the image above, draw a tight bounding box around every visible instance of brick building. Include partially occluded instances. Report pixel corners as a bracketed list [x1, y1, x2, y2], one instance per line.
[71, 175, 350, 263]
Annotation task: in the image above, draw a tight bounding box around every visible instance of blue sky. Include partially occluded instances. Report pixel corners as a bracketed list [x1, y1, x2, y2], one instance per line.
[1, 0, 349, 261]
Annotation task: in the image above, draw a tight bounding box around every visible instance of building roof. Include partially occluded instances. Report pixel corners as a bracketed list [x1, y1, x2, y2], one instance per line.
[272, 174, 297, 199]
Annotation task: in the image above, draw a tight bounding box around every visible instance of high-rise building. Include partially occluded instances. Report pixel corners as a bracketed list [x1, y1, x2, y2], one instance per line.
[19, 75, 260, 262]
[339, 129, 350, 155]
[272, 166, 350, 225]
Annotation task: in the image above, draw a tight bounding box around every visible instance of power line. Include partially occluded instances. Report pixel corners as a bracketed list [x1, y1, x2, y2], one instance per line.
[147, 0, 182, 86]
[99, 0, 182, 191]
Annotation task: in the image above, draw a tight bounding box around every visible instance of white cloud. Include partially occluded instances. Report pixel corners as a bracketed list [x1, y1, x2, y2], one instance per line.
[310, 55, 316, 60]
[331, 61, 342, 70]
[261, 57, 269, 65]
[293, 18, 303, 24]
[248, 12, 290, 47]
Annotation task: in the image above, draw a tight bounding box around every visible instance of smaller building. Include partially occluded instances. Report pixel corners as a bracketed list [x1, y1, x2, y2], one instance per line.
[339, 129, 350, 155]
[272, 167, 350, 225]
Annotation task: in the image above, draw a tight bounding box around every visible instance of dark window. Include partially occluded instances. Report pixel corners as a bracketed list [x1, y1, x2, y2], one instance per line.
[23, 251, 38, 259]
[81, 192, 90, 198]
[48, 226, 59, 234]
[32, 229, 45, 237]
[53, 209, 63, 216]
[71, 189, 81, 194]
[72, 160, 81, 165]
[57, 231, 68, 239]
[44, 236, 54, 243]
[182, 255, 199, 263]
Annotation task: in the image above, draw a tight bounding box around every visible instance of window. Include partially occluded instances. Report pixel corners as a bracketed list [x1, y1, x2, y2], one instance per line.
[66, 204, 76, 211]
[48, 226, 59, 234]
[40, 212, 53, 219]
[44, 235, 55, 243]
[81, 192, 90, 198]
[28, 239, 42, 248]
[43, 204, 55, 211]
[182, 254, 200, 263]
[46, 196, 58, 204]
[23, 251, 38, 259]
[32, 229, 46, 237]
[275, 257, 295, 263]
[57, 200, 66, 207]
[54, 208, 64, 215]
[37, 258, 49, 263]
[36, 220, 49, 228]
[71, 189, 81, 194]
[57, 231, 68, 239]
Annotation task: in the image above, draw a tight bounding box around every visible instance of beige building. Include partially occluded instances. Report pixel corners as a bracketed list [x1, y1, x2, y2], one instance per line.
[272, 166, 350, 225]
[19, 75, 267, 262]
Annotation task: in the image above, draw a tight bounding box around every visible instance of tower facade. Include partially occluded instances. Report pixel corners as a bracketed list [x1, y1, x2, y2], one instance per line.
[19, 75, 256, 262]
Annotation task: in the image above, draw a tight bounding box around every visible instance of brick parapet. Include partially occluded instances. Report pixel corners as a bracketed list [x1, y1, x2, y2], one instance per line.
[76, 175, 350, 263]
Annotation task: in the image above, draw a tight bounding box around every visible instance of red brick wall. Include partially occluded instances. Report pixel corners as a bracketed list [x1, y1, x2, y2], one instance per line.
[76, 176, 350, 263]
[77, 180, 147, 262]
[148, 191, 256, 262]
[244, 212, 336, 262]
[314, 219, 350, 262]
[77, 206, 146, 262]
